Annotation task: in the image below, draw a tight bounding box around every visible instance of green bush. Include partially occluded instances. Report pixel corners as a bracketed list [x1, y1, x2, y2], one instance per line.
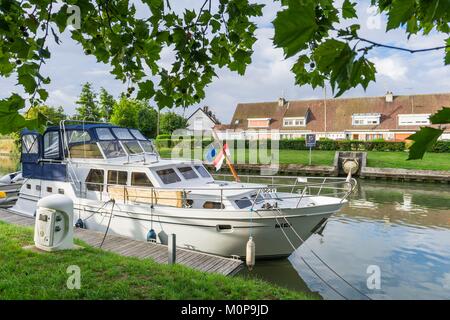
[430, 140, 450, 153]
[156, 134, 172, 140]
[154, 138, 449, 153]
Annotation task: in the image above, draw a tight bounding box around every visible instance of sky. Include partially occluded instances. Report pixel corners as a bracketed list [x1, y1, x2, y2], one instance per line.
[1, 0, 449, 123]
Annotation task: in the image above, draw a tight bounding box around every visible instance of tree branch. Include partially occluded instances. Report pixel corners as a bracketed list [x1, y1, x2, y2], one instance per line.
[355, 36, 450, 53]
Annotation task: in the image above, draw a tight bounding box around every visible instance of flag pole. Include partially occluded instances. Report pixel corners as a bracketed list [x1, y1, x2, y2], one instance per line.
[212, 129, 240, 182]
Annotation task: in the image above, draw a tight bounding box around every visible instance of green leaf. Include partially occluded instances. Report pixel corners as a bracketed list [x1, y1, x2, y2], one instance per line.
[18, 73, 37, 94]
[386, 0, 416, 31]
[342, 0, 357, 19]
[37, 89, 48, 101]
[407, 127, 444, 160]
[429, 107, 450, 124]
[137, 80, 155, 100]
[273, 0, 318, 58]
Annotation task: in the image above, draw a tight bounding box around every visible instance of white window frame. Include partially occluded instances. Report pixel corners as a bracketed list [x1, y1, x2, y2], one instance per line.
[398, 114, 430, 126]
[283, 117, 306, 127]
[352, 114, 381, 126]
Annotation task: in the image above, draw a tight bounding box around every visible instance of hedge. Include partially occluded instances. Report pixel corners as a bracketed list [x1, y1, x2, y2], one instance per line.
[154, 138, 450, 153]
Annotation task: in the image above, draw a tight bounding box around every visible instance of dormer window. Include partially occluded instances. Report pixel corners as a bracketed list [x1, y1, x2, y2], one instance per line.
[283, 117, 306, 127]
[352, 113, 381, 126]
[398, 114, 430, 126]
[247, 118, 271, 128]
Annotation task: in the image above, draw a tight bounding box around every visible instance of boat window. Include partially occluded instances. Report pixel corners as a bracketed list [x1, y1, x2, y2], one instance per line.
[194, 165, 211, 178]
[69, 143, 103, 159]
[178, 166, 198, 180]
[139, 140, 154, 153]
[66, 130, 91, 144]
[203, 201, 224, 209]
[112, 128, 133, 140]
[43, 131, 60, 159]
[156, 168, 181, 184]
[108, 170, 127, 185]
[122, 140, 143, 154]
[99, 141, 126, 158]
[86, 169, 104, 192]
[235, 198, 252, 209]
[251, 193, 264, 204]
[130, 129, 147, 140]
[96, 128, 115, 140]
[22, 135, 38, 154]
[131, 172, 153, 187]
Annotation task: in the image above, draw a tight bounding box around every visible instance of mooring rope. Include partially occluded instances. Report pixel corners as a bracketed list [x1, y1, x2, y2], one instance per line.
[273, 207, 372, 300]
[99, 199, 116, 248]
[82, 199, 116, 222]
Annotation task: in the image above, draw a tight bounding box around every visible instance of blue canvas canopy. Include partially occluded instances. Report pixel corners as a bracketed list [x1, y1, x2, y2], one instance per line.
[20, 123, 151, 182]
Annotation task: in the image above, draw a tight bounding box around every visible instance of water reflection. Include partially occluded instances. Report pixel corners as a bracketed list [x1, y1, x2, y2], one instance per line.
[247, 180, 450, 300]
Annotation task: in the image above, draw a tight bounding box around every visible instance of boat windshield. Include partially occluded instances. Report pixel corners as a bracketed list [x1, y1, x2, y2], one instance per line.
[139, 140, 154, 153]
[122, 140, 143, 155]
[99, 140, 127, 158]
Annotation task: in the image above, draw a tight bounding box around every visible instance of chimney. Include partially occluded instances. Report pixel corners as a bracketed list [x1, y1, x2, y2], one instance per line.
[203, 106, 209, 113]
[278, 97, 286, 107]
[385, 91, 394, 103]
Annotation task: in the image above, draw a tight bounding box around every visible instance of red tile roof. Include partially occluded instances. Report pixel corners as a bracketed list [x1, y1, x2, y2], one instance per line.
[216, 93, 450, 132]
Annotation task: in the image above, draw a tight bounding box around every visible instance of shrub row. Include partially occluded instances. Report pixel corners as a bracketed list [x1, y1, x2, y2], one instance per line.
[154, 138, 450, 153]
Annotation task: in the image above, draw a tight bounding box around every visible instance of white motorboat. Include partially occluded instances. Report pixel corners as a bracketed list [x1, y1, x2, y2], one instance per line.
[0, 171, 23, 205]
[10, 121, 356, 258]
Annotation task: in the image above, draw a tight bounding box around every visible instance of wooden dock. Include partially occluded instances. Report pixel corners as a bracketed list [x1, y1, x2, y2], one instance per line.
[0, 209, 243, 276]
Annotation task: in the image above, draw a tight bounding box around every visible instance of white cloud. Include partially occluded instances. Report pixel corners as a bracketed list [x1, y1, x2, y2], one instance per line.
[370, 56, 408, 81]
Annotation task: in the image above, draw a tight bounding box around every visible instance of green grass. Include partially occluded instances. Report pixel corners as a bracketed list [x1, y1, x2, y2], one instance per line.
[158, 148, 450, 171]
[0, 222, 315, 300]
[366, 151, 450, 171]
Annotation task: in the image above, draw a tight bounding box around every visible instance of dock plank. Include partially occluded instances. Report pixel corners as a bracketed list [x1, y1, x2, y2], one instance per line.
[0, 209, 243, 276]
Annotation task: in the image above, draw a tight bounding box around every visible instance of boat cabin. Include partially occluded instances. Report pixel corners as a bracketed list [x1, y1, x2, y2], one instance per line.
[20, 122, 259, 211]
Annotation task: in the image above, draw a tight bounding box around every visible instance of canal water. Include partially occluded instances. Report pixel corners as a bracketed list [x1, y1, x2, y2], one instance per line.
[1, 157, 449, 299]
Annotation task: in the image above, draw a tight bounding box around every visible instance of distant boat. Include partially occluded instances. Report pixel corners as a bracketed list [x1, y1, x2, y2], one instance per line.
[0, 171, 23, 205]
[10, 121, 356, 259]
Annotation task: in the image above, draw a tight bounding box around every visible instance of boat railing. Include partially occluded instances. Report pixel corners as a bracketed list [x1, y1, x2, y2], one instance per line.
[78, 176, 357, 210]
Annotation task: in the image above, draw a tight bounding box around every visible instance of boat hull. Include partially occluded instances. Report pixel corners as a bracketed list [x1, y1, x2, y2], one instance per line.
[75, 199, 342, 258]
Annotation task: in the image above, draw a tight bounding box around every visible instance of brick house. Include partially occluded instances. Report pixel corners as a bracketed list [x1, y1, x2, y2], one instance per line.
[214, 92, 450, 141]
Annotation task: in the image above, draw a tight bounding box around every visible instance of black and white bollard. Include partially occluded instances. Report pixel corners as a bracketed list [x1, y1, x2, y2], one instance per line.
[168, 233, 176, 265]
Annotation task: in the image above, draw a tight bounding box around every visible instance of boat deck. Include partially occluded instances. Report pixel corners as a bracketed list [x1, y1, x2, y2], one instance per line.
[0, 209, 243, 276]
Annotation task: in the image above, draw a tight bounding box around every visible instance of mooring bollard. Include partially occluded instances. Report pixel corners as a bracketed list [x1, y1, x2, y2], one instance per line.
[168, 234, 176, 265]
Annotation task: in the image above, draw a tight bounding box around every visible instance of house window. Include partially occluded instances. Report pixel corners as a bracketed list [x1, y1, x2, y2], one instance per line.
[398, 114, 430, 126]
[283, 118, 305, 127]
[352, 113, 381, 126]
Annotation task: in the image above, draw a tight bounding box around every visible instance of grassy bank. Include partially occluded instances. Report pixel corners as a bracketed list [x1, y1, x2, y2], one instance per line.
[0, 138, 17, 155]
[159, 148, 450, 171]
[0, 222, 315, 300]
